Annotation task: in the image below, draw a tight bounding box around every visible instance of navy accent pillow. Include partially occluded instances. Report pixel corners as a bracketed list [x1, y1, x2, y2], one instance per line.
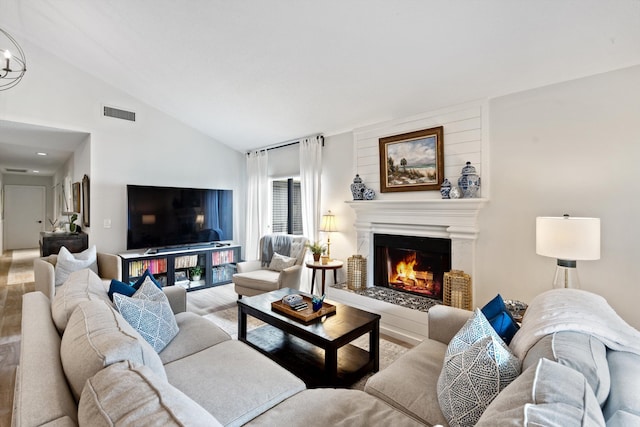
[108, 279, 137, 301]
[107, 269, 162, 301]
[481, 294, 520, 345]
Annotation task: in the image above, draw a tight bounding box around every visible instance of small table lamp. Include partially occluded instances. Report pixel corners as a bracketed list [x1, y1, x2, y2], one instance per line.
[320, 210, 337, 260]
[536, 215, 600, 288]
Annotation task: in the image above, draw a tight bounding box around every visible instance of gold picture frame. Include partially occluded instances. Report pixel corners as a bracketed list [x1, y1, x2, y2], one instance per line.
[379, 126, 444, 193]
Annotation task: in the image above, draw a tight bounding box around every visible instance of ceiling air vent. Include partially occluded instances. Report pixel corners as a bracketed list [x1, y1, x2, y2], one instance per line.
[103, 105, 136, 122]
[6, 168, 28, 173]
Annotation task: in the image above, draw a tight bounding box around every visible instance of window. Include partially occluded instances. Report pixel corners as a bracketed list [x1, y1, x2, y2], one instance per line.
[272, 178, 302, 235]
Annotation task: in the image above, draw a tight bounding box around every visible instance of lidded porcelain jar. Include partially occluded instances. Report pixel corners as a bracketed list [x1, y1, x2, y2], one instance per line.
[457, 161, 481, 198]
[440, 178, 452, 199]
[350, 174, 366, 200]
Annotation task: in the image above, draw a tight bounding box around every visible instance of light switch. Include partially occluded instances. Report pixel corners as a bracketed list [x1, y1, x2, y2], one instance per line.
[104, 219, 112, 228]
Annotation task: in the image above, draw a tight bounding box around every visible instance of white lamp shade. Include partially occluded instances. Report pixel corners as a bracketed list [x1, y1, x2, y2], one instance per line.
[536, 216, 600, 261]
[320, 211, 337, 232]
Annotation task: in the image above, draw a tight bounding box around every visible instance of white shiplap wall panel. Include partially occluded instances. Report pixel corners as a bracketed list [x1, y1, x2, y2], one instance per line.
[353, 100, 489, 199]
[443, 117, 482, 134]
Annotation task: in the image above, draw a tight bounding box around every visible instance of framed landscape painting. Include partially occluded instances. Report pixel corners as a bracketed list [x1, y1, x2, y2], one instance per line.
[378, 126, 444, 193]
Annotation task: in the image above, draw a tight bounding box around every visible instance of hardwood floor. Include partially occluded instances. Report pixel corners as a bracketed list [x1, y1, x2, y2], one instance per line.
[0, 249, 36, 427]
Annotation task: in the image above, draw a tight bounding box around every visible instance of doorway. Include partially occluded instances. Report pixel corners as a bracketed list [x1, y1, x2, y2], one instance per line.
[3, 185, 46, 250]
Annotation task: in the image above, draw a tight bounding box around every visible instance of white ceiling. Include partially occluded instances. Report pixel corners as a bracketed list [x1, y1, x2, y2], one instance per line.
[1, 0, 639, 165]
[0, 120, 87, 176]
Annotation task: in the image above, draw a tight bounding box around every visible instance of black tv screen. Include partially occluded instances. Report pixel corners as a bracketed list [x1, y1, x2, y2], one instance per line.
[127, 185, 233, 250]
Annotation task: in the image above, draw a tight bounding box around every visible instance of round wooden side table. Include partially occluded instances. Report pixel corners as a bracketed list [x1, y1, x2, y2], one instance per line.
[305, 260, 343, 295]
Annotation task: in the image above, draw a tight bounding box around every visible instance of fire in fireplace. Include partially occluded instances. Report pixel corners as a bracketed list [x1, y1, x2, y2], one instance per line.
[374, 234, 451, 300]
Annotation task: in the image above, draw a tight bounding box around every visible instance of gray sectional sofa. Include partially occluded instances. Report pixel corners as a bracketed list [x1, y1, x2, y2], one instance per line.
[14, 266, 640, 426]
[13, 268, 422, 427]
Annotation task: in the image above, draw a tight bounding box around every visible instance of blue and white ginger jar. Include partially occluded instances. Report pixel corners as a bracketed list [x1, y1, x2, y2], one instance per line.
[457, 161, 481, 198]
[351, 174, 366, 200]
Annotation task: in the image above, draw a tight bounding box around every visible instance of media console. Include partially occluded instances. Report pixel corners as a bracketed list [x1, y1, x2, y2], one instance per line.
[119, 244, 241, 292]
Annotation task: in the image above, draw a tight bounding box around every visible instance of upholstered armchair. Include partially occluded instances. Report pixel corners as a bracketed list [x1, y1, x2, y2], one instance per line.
[233, 234, 308, 298]
[34, 252, 122, 300]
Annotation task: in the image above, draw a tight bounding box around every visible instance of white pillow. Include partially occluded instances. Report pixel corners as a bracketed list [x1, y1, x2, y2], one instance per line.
[268, 252, 297, 272]
[437, 308, 521, 427]
[114, 280, 179, 353]
[54, 245, 98, 286]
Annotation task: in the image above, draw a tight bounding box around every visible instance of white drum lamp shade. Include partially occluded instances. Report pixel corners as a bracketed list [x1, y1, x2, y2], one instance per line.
[536, 215, 600, 288]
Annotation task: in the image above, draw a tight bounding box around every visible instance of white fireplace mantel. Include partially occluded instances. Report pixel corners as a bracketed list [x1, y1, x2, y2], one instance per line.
[326, 198, 487, 344]
[345, 198, 487, 287]
[346, 198, 487, 238]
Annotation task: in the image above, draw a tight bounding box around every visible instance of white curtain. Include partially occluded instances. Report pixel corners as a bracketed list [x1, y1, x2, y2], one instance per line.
[245, 150, 269, 260]
[299, 136, 323, 244]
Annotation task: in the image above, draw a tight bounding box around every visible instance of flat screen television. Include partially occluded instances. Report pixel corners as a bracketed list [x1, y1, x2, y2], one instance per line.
[127, 185, 233, 250]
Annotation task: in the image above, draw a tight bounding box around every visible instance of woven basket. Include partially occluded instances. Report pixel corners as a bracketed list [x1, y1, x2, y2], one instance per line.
[347, 255, 367, 290]
[443, 270, 472, 310]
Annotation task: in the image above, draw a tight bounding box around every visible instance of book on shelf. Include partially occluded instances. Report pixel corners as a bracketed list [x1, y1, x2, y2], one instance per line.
[128, 258, 168, 277]
[212, 249, 235, 266]
[175, 255, 198, 269]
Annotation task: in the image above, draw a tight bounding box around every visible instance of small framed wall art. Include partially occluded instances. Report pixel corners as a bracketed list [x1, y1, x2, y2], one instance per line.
[82, 174, 90, 227]
[378, 126, 444, 193]
[72, 182, 81, 213]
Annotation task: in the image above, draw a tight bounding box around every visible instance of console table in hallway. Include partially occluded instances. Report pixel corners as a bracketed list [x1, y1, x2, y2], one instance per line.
[39, 232, 88, 256]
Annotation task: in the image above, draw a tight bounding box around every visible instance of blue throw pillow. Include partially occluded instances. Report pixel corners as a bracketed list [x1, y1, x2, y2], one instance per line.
[481, 294, 520, 345]
[108, 269, 162, 301]
[108, 279, 137, 301]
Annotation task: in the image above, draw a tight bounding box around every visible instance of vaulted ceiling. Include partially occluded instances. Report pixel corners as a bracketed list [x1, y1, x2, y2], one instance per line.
[1, 0, 639, 158]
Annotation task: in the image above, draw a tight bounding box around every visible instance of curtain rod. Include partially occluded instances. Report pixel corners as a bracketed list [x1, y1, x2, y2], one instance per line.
[246, 134, 324, 155]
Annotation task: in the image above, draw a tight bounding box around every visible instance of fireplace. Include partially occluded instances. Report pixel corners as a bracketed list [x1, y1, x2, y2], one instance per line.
[335, 199, 484, 343]
[346, 199, 486, 300]
[374, 234, 451, 300]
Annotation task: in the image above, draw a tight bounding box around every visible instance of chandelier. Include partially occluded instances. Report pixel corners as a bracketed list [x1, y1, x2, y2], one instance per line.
[0, 28, 27, 91]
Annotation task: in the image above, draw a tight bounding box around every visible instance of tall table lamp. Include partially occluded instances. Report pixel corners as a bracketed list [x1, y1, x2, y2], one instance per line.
[320, 210, 337, 260]
[536, 214, 600, 288]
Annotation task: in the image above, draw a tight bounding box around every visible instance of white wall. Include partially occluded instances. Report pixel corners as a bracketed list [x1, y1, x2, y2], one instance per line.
[0, 40, 246, 254]
[320, 132, 356, 284]
[478, 65, 640, 329]
[268, 144, 300, 179]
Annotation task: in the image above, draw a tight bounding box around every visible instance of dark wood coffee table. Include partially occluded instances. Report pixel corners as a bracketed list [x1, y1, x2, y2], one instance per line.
[237, 288, 381, 387]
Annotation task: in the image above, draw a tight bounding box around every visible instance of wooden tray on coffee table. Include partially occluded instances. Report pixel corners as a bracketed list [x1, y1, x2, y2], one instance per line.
[271, 295, 336, 322]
